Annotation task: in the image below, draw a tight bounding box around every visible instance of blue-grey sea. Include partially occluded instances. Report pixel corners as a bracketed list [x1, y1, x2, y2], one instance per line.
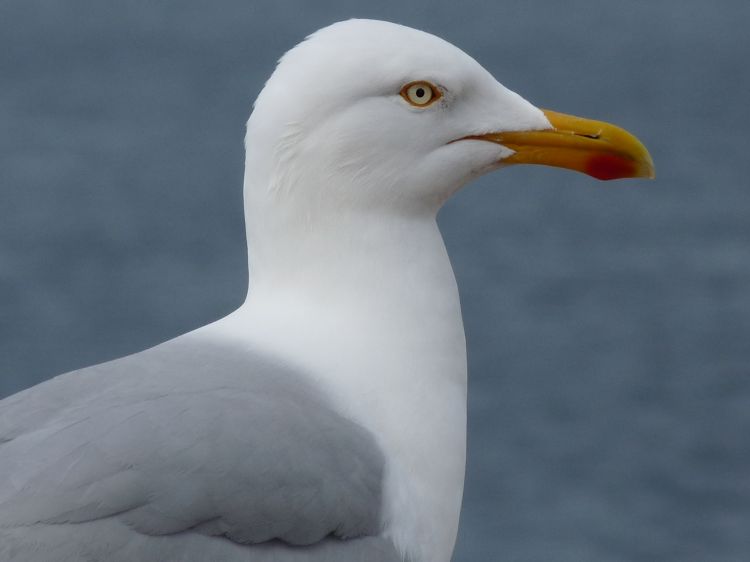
[1, 1, 748, 560]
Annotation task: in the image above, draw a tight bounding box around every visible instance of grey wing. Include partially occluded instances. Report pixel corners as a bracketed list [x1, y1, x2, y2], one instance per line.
[0, 335, 401, 561]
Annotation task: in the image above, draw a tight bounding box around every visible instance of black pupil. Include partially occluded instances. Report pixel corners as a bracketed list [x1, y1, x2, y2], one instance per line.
[415, 87, 425, 98]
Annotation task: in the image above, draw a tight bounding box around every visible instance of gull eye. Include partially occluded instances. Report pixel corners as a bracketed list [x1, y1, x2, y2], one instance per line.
[400, 81, 441, 107]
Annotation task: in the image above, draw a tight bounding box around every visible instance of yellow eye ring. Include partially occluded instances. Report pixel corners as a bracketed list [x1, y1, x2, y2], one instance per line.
[400, 81, 441, 107]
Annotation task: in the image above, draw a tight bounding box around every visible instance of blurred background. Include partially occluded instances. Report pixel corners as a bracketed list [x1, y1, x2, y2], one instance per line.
[1, 1, 748, 560]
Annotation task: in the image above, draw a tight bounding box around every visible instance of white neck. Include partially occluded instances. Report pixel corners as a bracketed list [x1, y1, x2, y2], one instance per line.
[213, 207, 467, 562]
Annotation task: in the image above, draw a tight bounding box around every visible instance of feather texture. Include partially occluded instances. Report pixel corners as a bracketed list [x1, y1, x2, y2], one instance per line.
[0, 335, 398, 560]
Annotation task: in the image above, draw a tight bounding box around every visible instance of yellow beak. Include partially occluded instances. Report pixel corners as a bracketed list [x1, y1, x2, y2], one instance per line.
[471, 109, 655, 181]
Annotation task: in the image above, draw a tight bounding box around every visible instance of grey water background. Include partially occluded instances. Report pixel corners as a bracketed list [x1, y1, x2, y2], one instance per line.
[1, 0, 748, 560]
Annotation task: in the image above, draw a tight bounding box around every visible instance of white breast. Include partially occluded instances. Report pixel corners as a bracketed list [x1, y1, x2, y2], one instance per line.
[209, 215, 468, 562]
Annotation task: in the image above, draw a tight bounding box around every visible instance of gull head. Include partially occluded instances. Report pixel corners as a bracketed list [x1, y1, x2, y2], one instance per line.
[242, 19, 654, 281]
[245, 19, 653, 215]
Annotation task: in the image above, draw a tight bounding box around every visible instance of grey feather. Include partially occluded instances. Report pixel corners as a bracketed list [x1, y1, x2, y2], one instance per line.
[0, 524, 402, 561]
[0, 335, 400, 561]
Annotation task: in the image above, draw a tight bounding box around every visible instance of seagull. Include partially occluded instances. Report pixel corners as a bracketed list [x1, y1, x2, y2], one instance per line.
[0, 19, 653, 562]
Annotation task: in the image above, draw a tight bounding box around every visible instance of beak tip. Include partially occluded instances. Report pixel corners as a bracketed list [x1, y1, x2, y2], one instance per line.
[595, 143, 655, 182]
[639, 153, 656, 180]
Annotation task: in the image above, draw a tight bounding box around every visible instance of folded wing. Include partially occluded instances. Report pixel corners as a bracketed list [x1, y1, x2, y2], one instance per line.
[0, 335, 400, 561]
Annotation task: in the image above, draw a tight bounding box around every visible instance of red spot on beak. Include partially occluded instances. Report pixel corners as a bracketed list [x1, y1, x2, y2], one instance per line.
[585, 154, 637, 181]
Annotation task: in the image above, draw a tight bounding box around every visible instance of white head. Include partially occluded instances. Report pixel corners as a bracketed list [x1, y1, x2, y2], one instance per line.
[246, 19, 548, 211]
[242, 19, 652, 289]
